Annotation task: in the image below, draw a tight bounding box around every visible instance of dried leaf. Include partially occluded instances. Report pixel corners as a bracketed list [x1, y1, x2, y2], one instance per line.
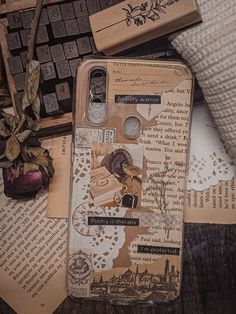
[31, 95, 41, 120]
[0, 119, 10, 137]
[24, 162, 39, 175]
[0, 110, 15, 129]
[27, 60, 40, 104]
[26, 116, 39, 132]
[0, 160, 13, 168]
[29, 146, 45, 158]
[16, 129, 32, 143]
[22, 93, 31, 111]
[21, 146, 31, 162]
[5, 135, 20, 161]
[34, 154, 50, 167]
[47, 158, 55, 177]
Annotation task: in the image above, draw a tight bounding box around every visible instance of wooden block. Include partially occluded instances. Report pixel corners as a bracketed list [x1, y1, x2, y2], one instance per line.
[73, 0, 88, 17]
[55, 60, 71, 79]
[43, 92, 62, 116]
[55, 82, 71, 111]
[6, 32, 21, 51]
[65, 19, 80, 36]
[20, 51, 27, 69]
[20, 29, 31, 46]
[89, 37, 97, 54]
[77, 37, 92, 55]
[36, 25, 49, 44]
[55, 82, 71, 101]
[47, 4, 62, 22]
[39, 8, 50, 25]
[87, 0, 101, 15]
[7, 56, 23, 74]
[69, 58, 82, 77]
[100, 0, 114, 10]
[7, 12, 22, 29]
[14, 72, 26, 91]
[60, 2, 75, 20]
[41, 62, 56, 81]
[63, 41, 79, 59]
[77, 16, 91, 34]
[51, 20, 66, 38]
[50, 44, 65, 62]
[21, 10, 34, 29]
[36, 45, 52, 64]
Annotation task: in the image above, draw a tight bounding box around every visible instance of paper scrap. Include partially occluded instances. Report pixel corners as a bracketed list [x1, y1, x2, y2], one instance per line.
[47, 135, 72, 218]
[0, 139, 68, 314]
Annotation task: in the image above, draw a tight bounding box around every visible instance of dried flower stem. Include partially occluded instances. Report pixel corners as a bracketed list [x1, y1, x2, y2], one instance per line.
[18, 0, 43, 120]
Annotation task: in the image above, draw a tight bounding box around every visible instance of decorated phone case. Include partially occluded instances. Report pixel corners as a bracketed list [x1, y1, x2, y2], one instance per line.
[67, 58, 193, 304]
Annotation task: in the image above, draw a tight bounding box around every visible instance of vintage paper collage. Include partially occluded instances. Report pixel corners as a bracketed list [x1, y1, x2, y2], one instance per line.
[67, 59, 193, 303]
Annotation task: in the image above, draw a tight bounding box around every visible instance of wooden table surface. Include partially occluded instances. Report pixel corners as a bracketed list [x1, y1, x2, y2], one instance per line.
[1, 223, 236, 314]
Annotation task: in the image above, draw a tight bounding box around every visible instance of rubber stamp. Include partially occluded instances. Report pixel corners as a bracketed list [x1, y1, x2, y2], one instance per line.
[56, 60, 71, 79]
[65, 19, 80, 36]
[77, 16, 91, 34]
[21, 10, 34, 29]
[6, 32, 21, 51]
[51, 20, 67, 38]
[36, 25, 49, 44]
[41, 62, 56, 81]
[60, 2, 75, 20]
[7, 12, 22, 29]
[8, 56, 23, 75]
[73, 0, 88, 17]
[63, 41, 79, 59]
[77, 37, 92, 55]
[36, 45, 52, 64]
[47, 4, 62, 22]
[50, 44, 65, 62]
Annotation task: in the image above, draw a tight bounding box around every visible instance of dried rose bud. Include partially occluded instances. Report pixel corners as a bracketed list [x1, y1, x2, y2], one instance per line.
[2, 165, 49, 199]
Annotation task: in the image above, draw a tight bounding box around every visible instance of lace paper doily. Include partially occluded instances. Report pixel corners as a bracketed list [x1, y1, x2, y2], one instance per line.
[187, 104, 235, 191]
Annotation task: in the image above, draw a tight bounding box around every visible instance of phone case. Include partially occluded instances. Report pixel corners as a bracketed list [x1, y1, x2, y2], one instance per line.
[67, 58, 193, 304]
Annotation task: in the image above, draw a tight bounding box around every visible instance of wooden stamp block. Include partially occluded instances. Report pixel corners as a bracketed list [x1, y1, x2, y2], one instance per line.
[7, 12, 22, 29]
[73, 0, 88, 17]
[100, 0, 114, 10]
[20, 29, 31, 46]
[36, 45, 52, 64]
[55, 60, 71, 79]
[69, 58, 82, 77]
[77, 16, 91, 34]
[89, 37, 98, 54]
[21, 10, 34, 29]
[87, 0, 101, 15]
[41, 62, 56, 81]
[14, 72, 26, 91]
[56, 82, 71, 101]
[77, 37, 92, 55]
[63, 41, 79, 59]
[65, 19, 80, 36]
[8, 56, 23, 74]
[56, 82, 71, 111]
[60, 2, 75, 20]
[20, 51, 27, 69]
[51, 20, 66, 38]
[43, 93, 62, 115]
[6, 32, 21, 50]
[36, 25, 49, 44]
[50, 44, 65, 62]
[39, 8, 50, 25]
[47, 4, 62, 22]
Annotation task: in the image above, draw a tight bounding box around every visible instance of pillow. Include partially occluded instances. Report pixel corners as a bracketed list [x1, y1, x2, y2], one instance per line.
[169, 0, 236, 164]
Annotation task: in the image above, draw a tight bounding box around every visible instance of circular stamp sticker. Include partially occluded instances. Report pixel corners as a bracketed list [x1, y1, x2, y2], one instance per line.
[68, 251, 92, 285]
[124, 115, 141, 139]
[72, 202, 105, 236]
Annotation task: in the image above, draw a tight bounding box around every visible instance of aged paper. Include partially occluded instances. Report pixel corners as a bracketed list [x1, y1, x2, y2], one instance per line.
[0, 141, 68, 314]
[186, 174, 236, 224]
[47, 135, 72, 218]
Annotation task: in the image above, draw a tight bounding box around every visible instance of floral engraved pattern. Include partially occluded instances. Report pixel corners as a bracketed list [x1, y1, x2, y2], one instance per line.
[123, 0, 179, 27]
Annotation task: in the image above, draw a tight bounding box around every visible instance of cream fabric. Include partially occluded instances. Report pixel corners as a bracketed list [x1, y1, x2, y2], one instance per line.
[170, 0, 236, 164]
